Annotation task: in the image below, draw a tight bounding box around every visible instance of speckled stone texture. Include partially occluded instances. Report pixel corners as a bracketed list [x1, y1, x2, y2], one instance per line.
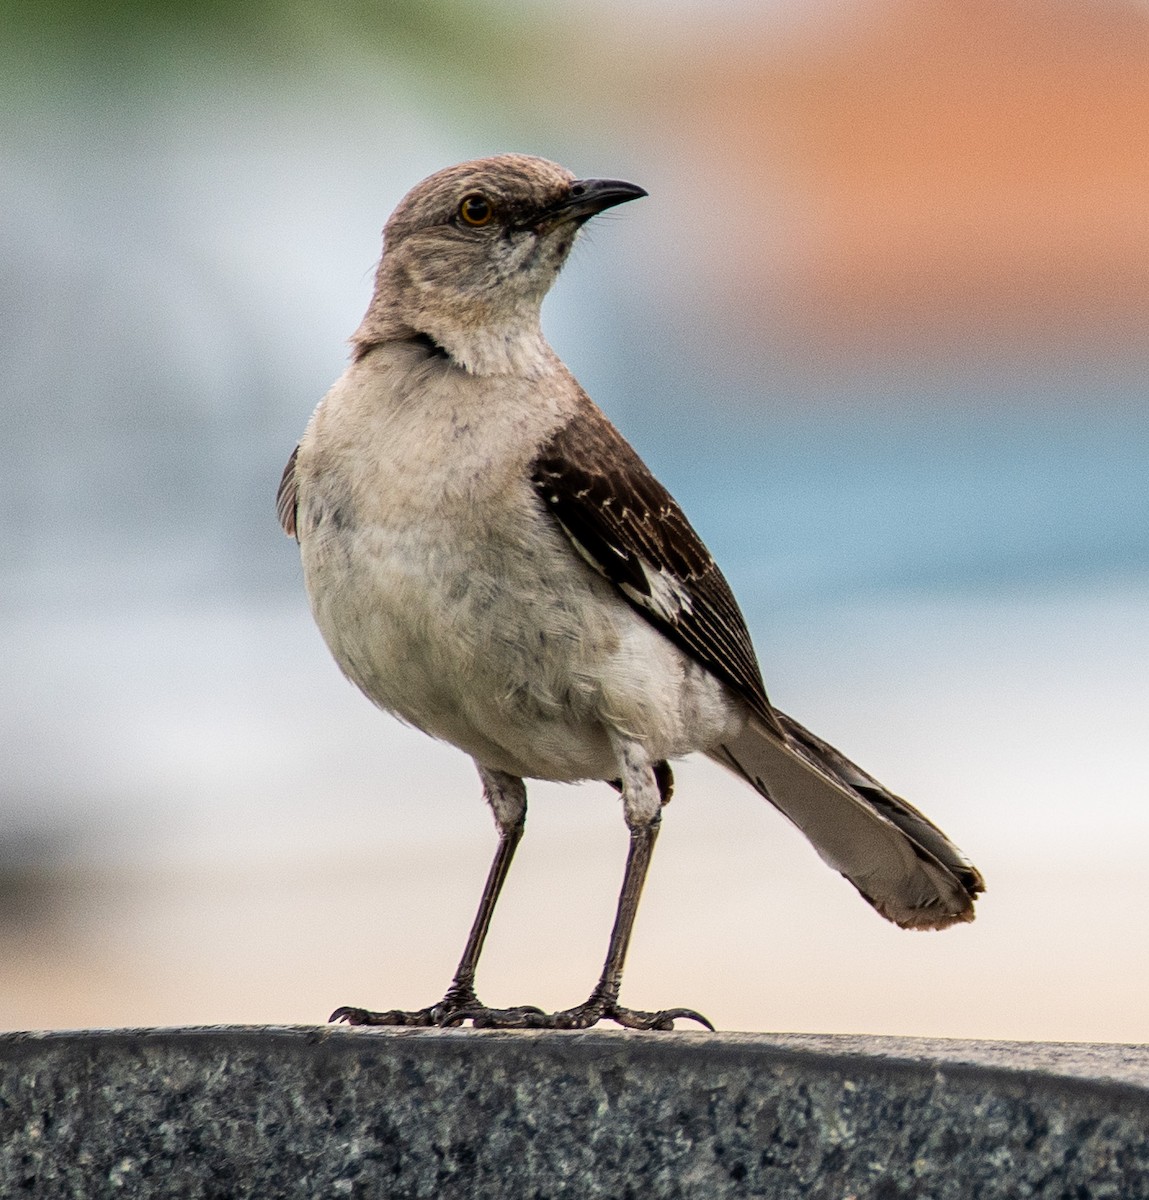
[2, 1027, 1149, 1198]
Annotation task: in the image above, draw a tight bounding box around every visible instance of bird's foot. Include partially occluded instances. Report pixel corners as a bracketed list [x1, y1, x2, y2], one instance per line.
[329, 1004, 439, 1027]
[455, 995, 714, 1032]
[329, 989, 545, 1029]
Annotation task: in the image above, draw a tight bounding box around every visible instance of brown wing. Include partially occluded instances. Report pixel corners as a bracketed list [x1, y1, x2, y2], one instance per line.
[530, 405, 781, 733]
[277, 445, 299, 540]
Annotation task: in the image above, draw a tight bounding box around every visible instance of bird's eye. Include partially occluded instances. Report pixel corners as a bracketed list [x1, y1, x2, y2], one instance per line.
[458, 194, 494, 227]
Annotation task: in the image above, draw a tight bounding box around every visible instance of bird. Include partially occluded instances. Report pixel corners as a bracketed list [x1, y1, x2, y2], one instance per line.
[277, 153, 984, 1032]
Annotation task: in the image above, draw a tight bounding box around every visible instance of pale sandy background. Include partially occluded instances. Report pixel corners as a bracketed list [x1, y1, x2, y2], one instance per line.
[3, 0, 1148, 1042]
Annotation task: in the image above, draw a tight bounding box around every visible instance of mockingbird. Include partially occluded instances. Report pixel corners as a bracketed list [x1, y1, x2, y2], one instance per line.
[278, 153, 983, 1032]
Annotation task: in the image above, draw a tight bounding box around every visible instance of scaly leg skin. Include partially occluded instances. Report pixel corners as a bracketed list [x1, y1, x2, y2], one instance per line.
[330, 989, 470, 1028]
[458, 987, 714, 1032]
[330, 769, 545, 1028]
[456, 756, 713, 1033]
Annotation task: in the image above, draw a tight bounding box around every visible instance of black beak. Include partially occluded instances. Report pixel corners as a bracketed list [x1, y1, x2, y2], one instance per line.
[543, 178, 648, 226]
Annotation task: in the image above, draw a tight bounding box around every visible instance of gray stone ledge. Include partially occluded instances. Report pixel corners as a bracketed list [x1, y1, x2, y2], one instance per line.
[3, 1025, 1149, 1198]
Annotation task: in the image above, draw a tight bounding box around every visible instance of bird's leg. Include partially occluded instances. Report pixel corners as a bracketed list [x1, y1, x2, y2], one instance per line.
[465, 752, 713, 1032]
[330, 768, 543, 1027]
[549, 752, 710, 1031]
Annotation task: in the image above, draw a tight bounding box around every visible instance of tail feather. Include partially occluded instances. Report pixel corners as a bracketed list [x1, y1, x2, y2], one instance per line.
[710, 711, 984, 930]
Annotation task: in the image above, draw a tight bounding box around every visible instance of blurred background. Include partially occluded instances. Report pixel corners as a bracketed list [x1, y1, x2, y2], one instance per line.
[3, 0, 1148, 1042]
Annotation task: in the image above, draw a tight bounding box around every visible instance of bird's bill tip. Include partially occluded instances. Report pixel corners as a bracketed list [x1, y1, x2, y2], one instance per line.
[554, 177, 648, 222]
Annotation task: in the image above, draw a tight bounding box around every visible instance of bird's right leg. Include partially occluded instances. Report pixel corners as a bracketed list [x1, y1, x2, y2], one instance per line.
[330, 767, 543, 1027]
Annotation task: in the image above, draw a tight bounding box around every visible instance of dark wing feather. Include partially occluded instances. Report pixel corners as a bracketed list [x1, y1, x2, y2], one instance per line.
[277, 445, 299, 539]
[531, 405, 781, 733]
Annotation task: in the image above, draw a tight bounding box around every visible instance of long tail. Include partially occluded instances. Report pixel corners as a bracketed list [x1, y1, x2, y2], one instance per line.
[710, 710, 984, 930]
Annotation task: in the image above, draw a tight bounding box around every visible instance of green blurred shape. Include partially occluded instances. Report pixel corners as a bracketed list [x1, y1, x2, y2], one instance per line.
[2, 0, 553, 90]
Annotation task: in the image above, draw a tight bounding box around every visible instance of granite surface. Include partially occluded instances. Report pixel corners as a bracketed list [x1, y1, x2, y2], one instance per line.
[2, 1025, 1148, 1198]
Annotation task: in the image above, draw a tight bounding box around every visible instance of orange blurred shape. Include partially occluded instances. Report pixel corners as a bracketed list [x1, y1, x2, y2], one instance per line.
[675, 0, 1149, 353]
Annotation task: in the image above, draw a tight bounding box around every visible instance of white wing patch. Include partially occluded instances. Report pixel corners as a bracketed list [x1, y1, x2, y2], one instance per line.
[621, 559, 695, 623]
[554, 511, 694, 624]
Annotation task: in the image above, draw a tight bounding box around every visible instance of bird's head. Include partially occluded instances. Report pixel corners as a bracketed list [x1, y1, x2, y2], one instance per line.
[355, 154, 647, 376]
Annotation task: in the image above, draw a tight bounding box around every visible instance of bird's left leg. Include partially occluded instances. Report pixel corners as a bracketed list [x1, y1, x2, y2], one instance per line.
[331, 767, 543, 1027]
[548, 741, 712, 1031]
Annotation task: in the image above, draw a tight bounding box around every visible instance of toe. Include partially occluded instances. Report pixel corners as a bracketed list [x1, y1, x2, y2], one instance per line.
[328, 1005, 435, 1027]
[608, 1004, 715, 1032]
[456, 1004, 548, 1029]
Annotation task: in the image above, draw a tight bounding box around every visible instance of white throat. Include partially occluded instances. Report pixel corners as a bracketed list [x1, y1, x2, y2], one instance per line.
[436, 319, 551, 378]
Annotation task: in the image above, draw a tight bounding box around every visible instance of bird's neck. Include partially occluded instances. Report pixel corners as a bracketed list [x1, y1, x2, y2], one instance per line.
[353, 308, 551, 379]
[436, 319, 550, 378]
[354, 252, 559, 377]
